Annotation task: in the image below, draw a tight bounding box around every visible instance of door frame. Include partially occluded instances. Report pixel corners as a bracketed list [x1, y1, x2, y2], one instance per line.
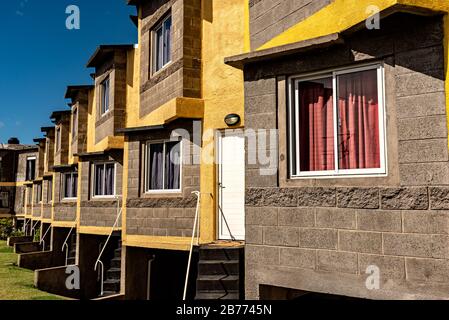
[216, 129, 245, 241]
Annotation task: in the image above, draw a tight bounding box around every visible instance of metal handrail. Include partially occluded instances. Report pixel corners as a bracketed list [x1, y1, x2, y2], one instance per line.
[217, 204, 236, 241]
[22, 219, 30, 236]
[39, 225, 52, 252]
[94, 197, 122, 297]
[30, 220, 40, 237]
[183, 191, 201, 301]
[62, 220, 78, 266]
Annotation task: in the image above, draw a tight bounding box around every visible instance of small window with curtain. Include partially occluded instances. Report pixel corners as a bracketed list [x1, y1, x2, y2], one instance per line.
[35, 183, 42, 204]
[145, 140, 181, 192]
[63, 172, 78, 199]
[289, 63, 386, 178]
[93, 162, 115, 197]
[100, 77, 110, 116]
[152, 14, 172, 73]
[47, 179, 53, 203]
[26, 157, 36, 181]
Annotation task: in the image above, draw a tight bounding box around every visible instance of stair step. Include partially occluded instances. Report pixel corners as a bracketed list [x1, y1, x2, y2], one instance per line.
[107, 268, 121, 280]
[196, 291, 240, 300]
[67, 257, 76, 265]
[114, 248, 122, 258]
[197, 275, 239, 291]
[198, 260, 240, 276]
[199, 247, 241, 261]
[110, 257, 121, 268]
[103, 279, 120, 293]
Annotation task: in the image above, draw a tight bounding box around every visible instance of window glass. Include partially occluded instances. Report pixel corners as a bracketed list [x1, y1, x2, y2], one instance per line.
[0, 192, 9, 209]
[26, 157, 36, 181]
[64, 172, 78, 199]
[93, 163, 115, 197]
[290, 65, 384, 177]
[101, 77, 110, 115]
[147, 141, 181, 192]
[153, 15, 172, 73]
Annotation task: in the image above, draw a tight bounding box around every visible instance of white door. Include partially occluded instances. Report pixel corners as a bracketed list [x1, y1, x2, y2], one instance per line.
[217, 130, 245, 241]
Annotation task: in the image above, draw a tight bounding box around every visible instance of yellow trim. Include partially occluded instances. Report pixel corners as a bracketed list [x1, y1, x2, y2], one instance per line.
[125, 235, 192, 251]
[79, 226, 121, 236]
[41, 219, 52, 224]
[0, 182, 17, 187]
[52, 221, 77, 228]
[126, 97, 204, 128]
[90, 136, 125, 153]
[122, 141, 129, 243]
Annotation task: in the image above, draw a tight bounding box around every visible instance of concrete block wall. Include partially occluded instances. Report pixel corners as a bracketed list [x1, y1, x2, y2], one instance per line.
[79, 151, 123, 227]
[94, 51, 127, 144]
[125, 120, 200, 237]
[71, 93, 89, 156]
[53, 115, 70, 167]
[139, 0, 202, 117]
[249, 0, 333, 49]
[243, 14, 449, 299]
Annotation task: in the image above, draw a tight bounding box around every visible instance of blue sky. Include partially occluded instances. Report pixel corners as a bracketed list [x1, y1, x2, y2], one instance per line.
[0, 0, 137, 144]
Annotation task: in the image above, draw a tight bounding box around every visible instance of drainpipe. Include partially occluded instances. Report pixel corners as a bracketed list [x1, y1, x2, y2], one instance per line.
[146, 255, 155, 301]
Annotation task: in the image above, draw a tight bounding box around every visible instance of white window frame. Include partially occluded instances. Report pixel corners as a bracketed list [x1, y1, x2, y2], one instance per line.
[100, 77, 111, 116]
[152, 14, 172, 74]
[92, 162, 117, 198]
[63, 172, 78, 200]
[144, 139, 182, 194]
[288, 62, 387, 179]
[26, 156, 37, 181]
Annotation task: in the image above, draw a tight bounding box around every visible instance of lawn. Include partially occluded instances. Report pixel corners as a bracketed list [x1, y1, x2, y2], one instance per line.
[0, 240, 64, 300]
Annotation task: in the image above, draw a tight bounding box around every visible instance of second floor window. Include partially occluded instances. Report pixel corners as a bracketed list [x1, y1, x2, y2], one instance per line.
[100, 77, 110, 115]
[47, 179, 53, 203]
[72, 108, 78, 137]
[63, 172, 78, 199]
[35, 183, 42, 204]
[55, 127, 61, 152]
[153, 14, 172, 73]
[93, 162, 115, 197]
[26, 157, 36, 181]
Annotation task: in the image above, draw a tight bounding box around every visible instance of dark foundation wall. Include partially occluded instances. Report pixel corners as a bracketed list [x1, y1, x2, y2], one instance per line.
[243, 14, 449, 299]
[125, 246, 198, 300]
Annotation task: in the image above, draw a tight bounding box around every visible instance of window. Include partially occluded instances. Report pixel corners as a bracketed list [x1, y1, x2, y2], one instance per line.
[0, 192, 9, 209]
[26, 157, 36, 181]
[63, 172, 78, 199]
[47, 179, 53, 203]
[72, 108, 78, 137]
[35, 183, 42, 204]
[27, 187, 32, 204]
[93, 163, 116, 197]
[153, 14, 172, 73]
[55, 126, 61, 152]
[145, 140, 181, 192]
[289, 64, 386, 178]
[100, 77, 110, 115]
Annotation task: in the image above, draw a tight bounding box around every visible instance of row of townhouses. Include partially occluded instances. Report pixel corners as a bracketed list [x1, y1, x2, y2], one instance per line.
[2, 0, 449, 300]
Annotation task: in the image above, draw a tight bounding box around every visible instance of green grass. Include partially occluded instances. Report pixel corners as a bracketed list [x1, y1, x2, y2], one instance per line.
[0, 240, 65, 300]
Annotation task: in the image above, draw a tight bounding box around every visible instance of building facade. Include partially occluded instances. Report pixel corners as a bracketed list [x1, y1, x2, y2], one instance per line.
[5, 0, 449, 301]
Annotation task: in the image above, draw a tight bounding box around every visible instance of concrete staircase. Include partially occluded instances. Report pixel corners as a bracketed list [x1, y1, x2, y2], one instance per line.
[66, 232, 76, 265]
[195, 245, 244, 300]
[102, 241, 122, 296]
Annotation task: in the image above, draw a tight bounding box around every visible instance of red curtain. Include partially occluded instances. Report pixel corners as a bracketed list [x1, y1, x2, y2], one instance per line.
[298, 79, 335, 171]
[338, 70, 380, 169]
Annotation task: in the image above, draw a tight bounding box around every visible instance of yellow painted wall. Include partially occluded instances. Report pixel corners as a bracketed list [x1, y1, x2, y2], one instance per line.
[199, 0, 248, 243]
